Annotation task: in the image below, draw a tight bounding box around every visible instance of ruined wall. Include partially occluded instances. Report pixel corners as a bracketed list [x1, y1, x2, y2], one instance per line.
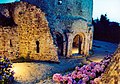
[0, 27, 18, 60]
[100, 44, 120, 84]
[21, 0, 93, 57]
[65, 0, 93, 22]
[0, 0, 94, 62]
[0, 1, 58, 62]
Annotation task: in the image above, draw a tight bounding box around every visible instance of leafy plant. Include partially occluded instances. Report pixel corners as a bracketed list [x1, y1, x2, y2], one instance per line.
[0, 56, 14, 84]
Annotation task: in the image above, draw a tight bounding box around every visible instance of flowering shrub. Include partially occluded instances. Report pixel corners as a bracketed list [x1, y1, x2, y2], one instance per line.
[53, 55, 112, 84]
[0, 56, 14, 84]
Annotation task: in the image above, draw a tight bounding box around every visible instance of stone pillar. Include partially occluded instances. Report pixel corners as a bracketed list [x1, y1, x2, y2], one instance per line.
[66, 34, 73, 57]
[63, 41, 66, 56]
[89, 26, 94, 50]
[81, 36, 85, 54]
[83, 34, 89, 56]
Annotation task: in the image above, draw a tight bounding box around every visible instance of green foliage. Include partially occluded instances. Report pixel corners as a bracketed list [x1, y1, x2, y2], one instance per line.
[0, 56, 14, 84]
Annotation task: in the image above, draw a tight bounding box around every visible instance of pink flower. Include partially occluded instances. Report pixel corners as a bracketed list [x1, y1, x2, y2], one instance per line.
[82, 74, 87, 77]
[82, 65, 86, 69]
[105, 59, 110, 62]
[77, 71, 82, 74]
[94, 64, 101, 72]
[102, 59, 110, 64]
[90, 62, 96, 68]
[66, 73, 72, 77]
[82, 82, 86, 84]
[82, 70, 88, 74]
[86, 71, 91, 76]
[71, 71, 77, 79]
[52, 73, 63, 82]
[75, 66, 80, 71]
[100, 67, 104, 72]
[90, 80, 95, 84]
[89, 72, 96, 78]
[77, 73, 83, 79]
[91, 69, 96, 73]
[62, 75, 68, 81]
[82, 75, 89, 82]
[67, 77, 73, 84]
[85, 65, 91, 71]
[79, 67, 85, 72]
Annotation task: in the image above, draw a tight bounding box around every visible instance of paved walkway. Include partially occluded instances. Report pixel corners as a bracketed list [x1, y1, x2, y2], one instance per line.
[13, 40, 118, 84]
[13, 58, 87, 84]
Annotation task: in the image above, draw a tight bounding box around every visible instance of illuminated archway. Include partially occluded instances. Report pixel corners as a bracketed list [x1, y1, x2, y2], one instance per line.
[72, 34, 83, 55]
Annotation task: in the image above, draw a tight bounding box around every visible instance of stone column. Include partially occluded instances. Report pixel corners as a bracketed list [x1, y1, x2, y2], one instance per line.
[83, 34, 89, 56]
[81, 36, 85, 54]
[66, 34, 73, 57]
[63, 41, 66, 57]
[89, 26, 94, 50]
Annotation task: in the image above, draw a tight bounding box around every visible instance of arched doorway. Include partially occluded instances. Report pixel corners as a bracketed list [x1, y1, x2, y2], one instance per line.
[56, 33, 63, 56]
[72, 35, 82, 55]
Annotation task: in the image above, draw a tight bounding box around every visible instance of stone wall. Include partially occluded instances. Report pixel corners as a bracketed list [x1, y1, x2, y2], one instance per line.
[0, 27, 18, 60]
[0, 1, 58, 62]
[100, 44, 120, 84]
[0, 0, 93, 61]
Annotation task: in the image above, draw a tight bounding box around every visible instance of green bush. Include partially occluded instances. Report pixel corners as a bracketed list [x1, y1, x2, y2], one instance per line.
[0, 56, 14, 84]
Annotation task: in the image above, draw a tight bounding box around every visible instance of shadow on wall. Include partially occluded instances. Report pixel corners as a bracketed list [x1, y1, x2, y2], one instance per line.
[0, 12, 17, 27]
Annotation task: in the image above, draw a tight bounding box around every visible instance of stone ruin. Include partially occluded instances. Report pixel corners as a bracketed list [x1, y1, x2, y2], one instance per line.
[0, 0, 93, 62]
[100, 44, 120, 84]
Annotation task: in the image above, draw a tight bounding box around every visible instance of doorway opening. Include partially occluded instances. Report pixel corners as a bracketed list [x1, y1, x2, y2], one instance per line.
[72, 35, 82, 55]
[56, 33, 63, 56]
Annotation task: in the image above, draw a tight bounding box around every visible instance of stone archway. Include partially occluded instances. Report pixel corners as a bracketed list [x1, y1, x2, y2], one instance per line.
[72, 34, 83, 55]
[55, 32, 63, 56]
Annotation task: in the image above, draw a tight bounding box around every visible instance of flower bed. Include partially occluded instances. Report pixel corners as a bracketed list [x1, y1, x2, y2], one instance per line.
[53, 55, 112, 84]
[0, 56, 14, 84]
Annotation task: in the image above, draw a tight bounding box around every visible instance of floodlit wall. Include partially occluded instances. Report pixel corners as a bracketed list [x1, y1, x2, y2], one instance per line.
[0, 2, 58, 61]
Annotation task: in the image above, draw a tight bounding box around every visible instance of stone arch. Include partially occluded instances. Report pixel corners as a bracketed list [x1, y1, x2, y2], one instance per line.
[72, 33, 85, 55]
[55, 32, 64, 56]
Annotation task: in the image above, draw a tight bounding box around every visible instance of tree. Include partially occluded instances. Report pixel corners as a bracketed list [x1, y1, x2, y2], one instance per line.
[93, 14, 120, 43]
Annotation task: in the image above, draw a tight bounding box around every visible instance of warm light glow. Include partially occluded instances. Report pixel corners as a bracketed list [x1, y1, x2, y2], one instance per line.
[72, 48, 79, 54]
[11, 63, 33, 82]
[88, 57, 103, 62]
[12, 64, 24, 75]
[11, 63, 47, 82]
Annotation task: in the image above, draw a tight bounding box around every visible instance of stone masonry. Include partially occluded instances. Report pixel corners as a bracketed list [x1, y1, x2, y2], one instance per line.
[0, 2, 58, 62]
[0, 0, 93, 62]
[100, 44, 120, 84]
